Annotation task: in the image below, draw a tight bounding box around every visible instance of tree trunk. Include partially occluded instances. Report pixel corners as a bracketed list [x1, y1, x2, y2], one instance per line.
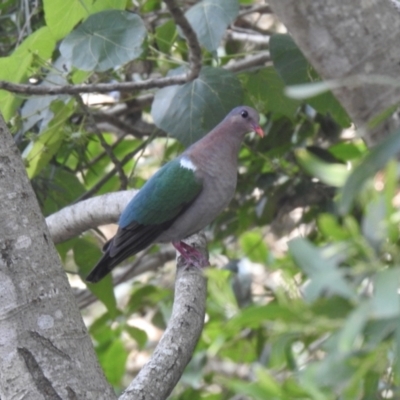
[0, 115, 116, 399]
[269, 0, 400, 145]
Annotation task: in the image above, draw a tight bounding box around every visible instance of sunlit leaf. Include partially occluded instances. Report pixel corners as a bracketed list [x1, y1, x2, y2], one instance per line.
[295, 148, 349, 187]
[23, 100, 75, 179]
[43, 0, 92, 40]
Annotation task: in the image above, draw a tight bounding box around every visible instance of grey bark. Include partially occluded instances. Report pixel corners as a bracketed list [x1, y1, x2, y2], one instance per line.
[0, 115, 116, 399]
[268, 0, 400, 145]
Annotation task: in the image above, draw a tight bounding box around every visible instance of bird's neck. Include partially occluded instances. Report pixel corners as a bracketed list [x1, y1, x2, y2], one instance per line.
[189, 122, 245, 165]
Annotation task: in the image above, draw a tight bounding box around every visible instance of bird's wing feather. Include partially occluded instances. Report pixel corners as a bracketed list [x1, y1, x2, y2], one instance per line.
[112, 158, 203, 251]
[86, 159, 202, 283]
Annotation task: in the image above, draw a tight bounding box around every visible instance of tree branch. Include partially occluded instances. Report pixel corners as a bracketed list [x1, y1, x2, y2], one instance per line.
[119, 234, 208, 400]
[0, 51, 268, 97]
[46, 190, 137, 244]
[0, 0, 202, 97]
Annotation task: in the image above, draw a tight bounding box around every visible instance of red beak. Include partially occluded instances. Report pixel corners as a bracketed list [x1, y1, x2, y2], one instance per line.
[252, 124, 264, 138]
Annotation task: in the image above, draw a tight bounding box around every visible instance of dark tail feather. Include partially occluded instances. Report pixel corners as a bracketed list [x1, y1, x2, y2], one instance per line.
[86, 252, 119, 283]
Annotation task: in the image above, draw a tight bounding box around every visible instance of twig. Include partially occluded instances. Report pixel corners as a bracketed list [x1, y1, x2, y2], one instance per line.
[75, 95, 129, 189]
[225, 30, 270, 44]
[0, 51, 268, 97]
[74, 133, 154, 203]
[163, 0, 202, 81]
[224, 51, 270, 73]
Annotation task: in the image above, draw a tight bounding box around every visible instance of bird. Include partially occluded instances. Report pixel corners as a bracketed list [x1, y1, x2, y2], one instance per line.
[86, 106, 264, 283]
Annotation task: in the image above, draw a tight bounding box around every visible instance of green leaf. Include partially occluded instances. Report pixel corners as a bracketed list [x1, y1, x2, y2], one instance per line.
[151, 67, 243, 146]
[184, 0, 239, 52]
[155, 20, 177, 54]
[23, 100, 75, 179]
[241, 68, 300, 119]
[0, 27, 56, 121]
[43, 0, 92, 40]
[370, 268, 400, 319]
[270, 34, 310, 85]
[73, 239, 117, 317]
[270, 34, 350, 127]
[338, 127, 400, 214]
[100, 338, 128, 386]
[239, 230, 268, 264]
[295, 148, 349, 187]
[318, 214, 349, 241]
[60, 10, 147, 71]
[40, 168, 86, 216]
[288, 238, 355, 301]
[125, 325, 147, 350]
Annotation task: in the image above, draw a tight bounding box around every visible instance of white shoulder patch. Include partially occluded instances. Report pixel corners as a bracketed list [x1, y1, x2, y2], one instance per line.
[180, 157, 197, 171]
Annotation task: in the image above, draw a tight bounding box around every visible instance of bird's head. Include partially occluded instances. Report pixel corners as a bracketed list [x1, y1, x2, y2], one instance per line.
[226, 106, 264, 138]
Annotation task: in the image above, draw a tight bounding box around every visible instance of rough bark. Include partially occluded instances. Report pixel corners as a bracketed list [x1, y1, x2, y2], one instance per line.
[269, 0, 400, 145]
[0, 115, 116, 399]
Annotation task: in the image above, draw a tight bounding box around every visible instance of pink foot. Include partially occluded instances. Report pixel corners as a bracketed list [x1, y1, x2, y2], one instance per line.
[172, 241, 209, 269]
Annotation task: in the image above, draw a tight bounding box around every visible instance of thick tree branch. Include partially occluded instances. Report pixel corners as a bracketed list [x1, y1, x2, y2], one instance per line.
[46, 190, 137, 244]
[120, 234, 208, 400]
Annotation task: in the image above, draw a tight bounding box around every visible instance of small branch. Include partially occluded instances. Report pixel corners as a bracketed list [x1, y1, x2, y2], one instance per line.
[75, 95, 129, 189]
[0, 51, 268, 97]
[0, 75, 189, 95]
[74, 135, 152, 203]
[163, 0, 202, 81]
[225, 30, 270, 45]
[225, 51, 270, 73]
[119, 234, 208, 400]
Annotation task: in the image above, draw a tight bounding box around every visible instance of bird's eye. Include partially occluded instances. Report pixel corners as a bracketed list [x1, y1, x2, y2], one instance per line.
[240, 110, 248, 118]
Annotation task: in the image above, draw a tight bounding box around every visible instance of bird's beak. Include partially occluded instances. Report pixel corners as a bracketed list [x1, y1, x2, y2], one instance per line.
[252, 124, 264, 138]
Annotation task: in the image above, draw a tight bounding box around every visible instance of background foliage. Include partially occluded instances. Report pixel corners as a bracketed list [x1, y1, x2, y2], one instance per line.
[1, 0, 400, 398]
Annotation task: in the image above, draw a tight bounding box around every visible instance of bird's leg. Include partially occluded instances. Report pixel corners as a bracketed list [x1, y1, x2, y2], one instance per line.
[172, 241, 209, 269]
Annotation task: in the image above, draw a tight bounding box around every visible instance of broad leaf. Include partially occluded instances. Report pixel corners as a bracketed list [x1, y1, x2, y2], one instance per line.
[44, 0, 92, 40]
[338, 127, 400, 214]
[270, 34, 351, 127]
[151, 67, 243, 146]
[241, 68, 300, 119]
[23, 100, 75, 179]
[73, 238, 118, 317]
[184, 0, 239, 52]
[0, 27, 56, 121]
[295, 148, 349, 187]
[289, 238, 355, 301]
[60, 10, 147, 71]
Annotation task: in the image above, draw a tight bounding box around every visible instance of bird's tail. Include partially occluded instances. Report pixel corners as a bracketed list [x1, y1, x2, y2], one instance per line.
[85, 251, 119, 283]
